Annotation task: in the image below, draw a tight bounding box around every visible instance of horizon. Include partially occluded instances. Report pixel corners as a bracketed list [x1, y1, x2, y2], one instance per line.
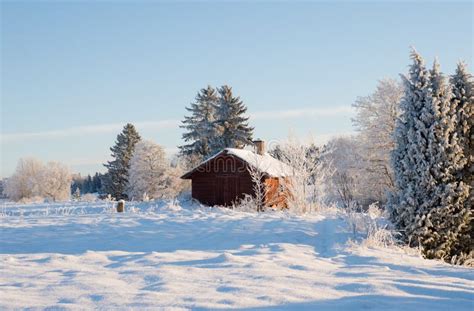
[1, 1, 473, 178]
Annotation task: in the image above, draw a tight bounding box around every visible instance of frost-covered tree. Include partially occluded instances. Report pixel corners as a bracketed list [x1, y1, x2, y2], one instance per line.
[176, 153, 203, 172]
[39, 161, 72, 201]
[451, 62, 473, 198]
[389, 50, 434, 240]
[180, 86, 218, 159]
[162, 164, 189, 200]
[449, 62, 474, 264]
[5, 158, 71, 202]
[389, 50, 470, 263]
[213, 85, 253, 152]
[5, 158, 44, 201]
[271, 141, 322, 203]
[418, 60, 471, 262]
[321, 136, 364, 208]
[352, 79, 403, 203]
[103, 123, 141, 200]
[127, 140, 168, 200]
[274, 137, 328, 213]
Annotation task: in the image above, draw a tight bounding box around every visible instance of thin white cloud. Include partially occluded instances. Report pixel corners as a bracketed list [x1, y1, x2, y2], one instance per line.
[262, 131, 356, 150]
[252, 105, 354, 120]
[1, 119, 180, 143]
[1, 106, 353, 143]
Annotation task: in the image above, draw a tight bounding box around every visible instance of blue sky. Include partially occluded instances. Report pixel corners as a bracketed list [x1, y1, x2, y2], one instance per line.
[1, 1, 472, 177]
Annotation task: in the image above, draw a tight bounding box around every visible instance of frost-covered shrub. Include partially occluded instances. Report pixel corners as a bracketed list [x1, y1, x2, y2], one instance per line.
[367, 202, 384, 219]
[345, 201, 371, 235]
[101, 200, 116, 214]
[346, 202, 397, 248]
[451, 255, 474, 267]
[165, 199, 183, 212]
[17, 195, 44, 204]
[81, 193, 97, 202]
[364, 227, 397, 248]
[233, 194, 260, 213]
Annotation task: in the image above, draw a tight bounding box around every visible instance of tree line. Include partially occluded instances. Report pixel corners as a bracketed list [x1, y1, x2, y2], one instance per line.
[71, 173, 104, 197]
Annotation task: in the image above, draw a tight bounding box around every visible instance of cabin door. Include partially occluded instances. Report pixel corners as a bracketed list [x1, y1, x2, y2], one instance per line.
[216, 176, 239, 206]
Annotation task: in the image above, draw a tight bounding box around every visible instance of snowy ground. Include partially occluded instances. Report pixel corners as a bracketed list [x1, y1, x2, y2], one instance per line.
[0, 200, 473, 310]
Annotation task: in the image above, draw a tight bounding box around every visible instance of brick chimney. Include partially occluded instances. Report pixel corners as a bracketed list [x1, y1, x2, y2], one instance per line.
[253, 139, 265, 155]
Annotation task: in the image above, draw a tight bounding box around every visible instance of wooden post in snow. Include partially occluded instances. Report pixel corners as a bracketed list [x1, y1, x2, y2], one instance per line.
[116, 200, 125, 213]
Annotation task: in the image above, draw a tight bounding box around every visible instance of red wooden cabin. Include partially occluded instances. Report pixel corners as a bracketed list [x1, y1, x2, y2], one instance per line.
[181, 141, 293, 207]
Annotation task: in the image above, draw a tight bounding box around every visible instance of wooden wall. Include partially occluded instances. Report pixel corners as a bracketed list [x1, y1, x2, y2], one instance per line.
[264, 177, 289, 208]
[190, 155, 254, 206]
[188, 154, 289, 208]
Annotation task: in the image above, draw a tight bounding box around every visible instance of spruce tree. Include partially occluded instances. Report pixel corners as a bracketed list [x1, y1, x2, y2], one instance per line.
[179, 86, 218, 159]
[450, 62, 474, 264]
[103, 123, 141, 200]
[92, 173, 102, 194]
[83, 175, 93, 193]
[418, 60, 470, 262]
[213, 85, 254, 152]
[73, 187, 81, 200]
[451, 62, 474, 194]
[389, 49, 433, 240]
[389, 51, 471, 264]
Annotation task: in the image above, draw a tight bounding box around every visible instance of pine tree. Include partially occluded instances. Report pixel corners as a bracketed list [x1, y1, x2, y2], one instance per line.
[73, 187, 81, 200]
[71, 175, 83, 196]
[389, 49, 433, 239]
[451, 62, 474, 193]
[179, 86, 218, 159]
[389, 50, 471, 264]
[92, 173, 102, 193]
[83, 175, 93, 193]
[103, 123, 141, 200]
[418, 60, 470, 262]
[450, 62, 474, 264]
[213, 85, 254, 152]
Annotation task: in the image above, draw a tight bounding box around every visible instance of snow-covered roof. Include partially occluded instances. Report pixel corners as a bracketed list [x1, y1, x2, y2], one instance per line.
[181, 148, 294, 179]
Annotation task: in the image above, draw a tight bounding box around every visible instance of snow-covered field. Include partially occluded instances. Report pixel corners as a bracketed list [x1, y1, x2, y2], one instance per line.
[0, 200, 473, 310]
